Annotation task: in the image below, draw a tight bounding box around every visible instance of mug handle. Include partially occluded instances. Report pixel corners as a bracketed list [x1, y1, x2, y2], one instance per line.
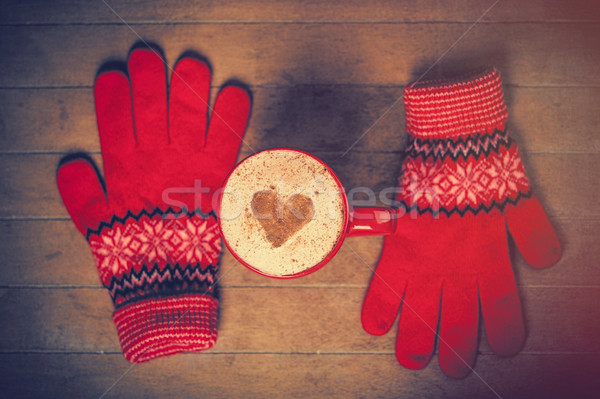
[347, 207, 397, 237]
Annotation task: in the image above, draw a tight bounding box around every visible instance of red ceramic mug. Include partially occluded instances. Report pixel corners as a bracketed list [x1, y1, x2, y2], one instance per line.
[218, 148, 397, 279]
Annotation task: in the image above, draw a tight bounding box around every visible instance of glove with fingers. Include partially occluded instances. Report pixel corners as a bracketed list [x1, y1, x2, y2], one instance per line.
[361, 68, 561, 378]
[57, 48, 251, 363]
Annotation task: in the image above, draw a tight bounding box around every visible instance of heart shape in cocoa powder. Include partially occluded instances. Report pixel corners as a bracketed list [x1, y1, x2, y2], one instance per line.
[251, 190, 315, 248]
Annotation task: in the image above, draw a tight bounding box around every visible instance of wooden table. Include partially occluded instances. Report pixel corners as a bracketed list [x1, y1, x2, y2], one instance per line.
[0, 1, 599, 397]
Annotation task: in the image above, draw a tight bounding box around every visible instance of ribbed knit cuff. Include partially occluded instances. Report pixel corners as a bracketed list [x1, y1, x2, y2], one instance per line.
[403, 68, 508, 138]
[113, 294, 218, 363]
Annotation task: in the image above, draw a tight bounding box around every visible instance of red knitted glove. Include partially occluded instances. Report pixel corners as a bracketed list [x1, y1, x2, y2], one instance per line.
[361, 68, 561, 378]
[57, 48, 250, 362]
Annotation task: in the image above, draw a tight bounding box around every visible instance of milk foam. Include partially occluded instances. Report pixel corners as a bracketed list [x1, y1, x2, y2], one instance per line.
[220, 150, 346, 277]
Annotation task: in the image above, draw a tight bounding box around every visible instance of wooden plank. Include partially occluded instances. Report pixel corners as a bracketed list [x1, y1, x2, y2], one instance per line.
[0, 218, 597, 287]
[519, 153, 600, 220]
[0, 287, 597, 354]
[0, 220, 96, 285]
[1, 87, 598, 154]
[511, 218, 600, 287]
[0, 88, 100, 153]
[1, 0, 599, 24]
[508, 88, 600, 154]
[0, 353, 599, 399]
[1, 23, 599, 87]
[0, 153, 595, 219]
[1, 2, 598, 398]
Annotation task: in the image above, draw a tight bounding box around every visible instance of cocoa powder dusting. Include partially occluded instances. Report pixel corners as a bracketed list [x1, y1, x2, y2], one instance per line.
[251, 190, 315, 248]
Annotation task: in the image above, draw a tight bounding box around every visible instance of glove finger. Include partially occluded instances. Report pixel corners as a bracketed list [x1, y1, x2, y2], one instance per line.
[361, 236, 409, 336]
[479, 247, 525, 356]
[438, 281, 479, 379]
[128, 48, 168, 148]
[169, 57, 211, 150]
[95, 71, 136, 161]
[395, 276, 442, 370]
[57, 158, 111, 235]
[506, 195, 562, 268]
[206, 85, 250, 175]
[195, 85, 250, 214]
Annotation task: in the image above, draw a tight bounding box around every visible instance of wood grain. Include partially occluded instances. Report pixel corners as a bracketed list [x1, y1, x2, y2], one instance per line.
[0, 287, 598, 354]
[2, 0, 599, 24]
[1, 87, 599, 154]
[0, 0, 598, 397]
[1, 23, 599, 88]
[0, 353, 599, 399]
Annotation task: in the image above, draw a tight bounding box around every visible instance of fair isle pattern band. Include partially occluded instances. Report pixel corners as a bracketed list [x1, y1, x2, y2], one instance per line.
[406, 128, 513, 162]
[398, 132, 531, 216]
[86, 208, 221, 363]
[87, 208, 221, 288]
[404, 68, 508, 139]
[105, 262, 218, 307]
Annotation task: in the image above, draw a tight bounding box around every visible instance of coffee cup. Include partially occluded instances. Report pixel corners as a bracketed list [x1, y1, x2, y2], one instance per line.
[218, 148, 396, 278]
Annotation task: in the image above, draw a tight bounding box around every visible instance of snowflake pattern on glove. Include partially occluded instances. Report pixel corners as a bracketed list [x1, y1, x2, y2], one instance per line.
[88, 211, 221, 285]
[399, 136, 530, 215]
[138, 219, 175, 264]
[172, 218, 221, 264]
[89, 225, 137, 277]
